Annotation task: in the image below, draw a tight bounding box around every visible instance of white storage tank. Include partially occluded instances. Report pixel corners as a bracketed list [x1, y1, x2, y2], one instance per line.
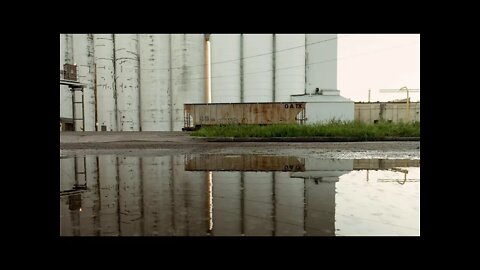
[291, 90, 354, 124]
[171, 34, 206, 131]
[275, 34, 306, 102]
[305, 34, 337, 94]
[60, 34, 73, 120]
[243, 34, 273, 102]
[94, 34, 117, 131]
[210, 34, 241, 103]
[139, 34, 171, 131]
[114, 34, 140, 131]
[73, 34, 96, 131]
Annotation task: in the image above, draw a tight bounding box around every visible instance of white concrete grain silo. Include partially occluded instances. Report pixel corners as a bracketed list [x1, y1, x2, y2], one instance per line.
[171, 34, 205, 131]
[210, 34, 241, 103]
[243, 34, 273, 102]
[139, 34, 171, 131]
[114, 34, 140, 131]
[305, 34, 337, 94]
[94, 34, 117, 131]
[73, 34, 96, 131]
[60, 34, 73, 121]
[275, 34, 306, 102]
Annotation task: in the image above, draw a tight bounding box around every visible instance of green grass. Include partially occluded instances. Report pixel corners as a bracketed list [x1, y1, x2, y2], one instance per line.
[190, 120, 420, 138]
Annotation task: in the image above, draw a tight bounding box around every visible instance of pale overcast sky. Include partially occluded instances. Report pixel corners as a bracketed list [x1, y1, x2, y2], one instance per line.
[337, 34, 420, 102]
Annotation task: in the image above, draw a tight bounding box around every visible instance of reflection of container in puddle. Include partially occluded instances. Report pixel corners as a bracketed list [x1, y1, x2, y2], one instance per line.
[185, 155, 305, 172]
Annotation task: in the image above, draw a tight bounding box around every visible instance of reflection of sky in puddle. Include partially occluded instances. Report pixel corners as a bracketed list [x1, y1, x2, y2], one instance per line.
[60, 155, 419, 236]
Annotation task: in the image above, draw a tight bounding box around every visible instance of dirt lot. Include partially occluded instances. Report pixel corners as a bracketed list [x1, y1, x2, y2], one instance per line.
[60, 131, 420, 159]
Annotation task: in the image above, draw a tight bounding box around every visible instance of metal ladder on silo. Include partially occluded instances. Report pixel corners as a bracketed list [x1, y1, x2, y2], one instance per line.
[71, 87, 85, 131]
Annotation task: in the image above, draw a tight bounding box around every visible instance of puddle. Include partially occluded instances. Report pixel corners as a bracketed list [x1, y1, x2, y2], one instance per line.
[60, 154, 420, 236]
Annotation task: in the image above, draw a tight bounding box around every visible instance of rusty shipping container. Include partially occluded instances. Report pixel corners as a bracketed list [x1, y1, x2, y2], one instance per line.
[183, 102, 306, 130]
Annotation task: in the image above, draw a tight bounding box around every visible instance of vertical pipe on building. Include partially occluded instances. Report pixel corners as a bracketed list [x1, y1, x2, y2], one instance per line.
[204, 34, 210, 103]
[73, 34, 96, 131]
[169, 35, 173, 131]
[272, 34, 276, 102]
[240, 34, 244, 103]
[114, 34, 140, 131]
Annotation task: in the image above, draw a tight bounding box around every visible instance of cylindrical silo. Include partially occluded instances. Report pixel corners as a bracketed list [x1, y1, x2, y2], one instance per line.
[118, 156, 142, 236]
[212, 172, 242, 236]
[171, 34, 206, 131]
[60, 34, 73, 120]
[94, 34, 117, 131]
[305, 34, 337, 94]
[243, 34, 273, 102]
[142, 156, 173, 236]
[244, 172, 273, 236]
[98, 155, 119, 236]
[210, 34, 241, 103]
[275, 34, 306, 102]
[73, 34, 96, 131]
[173, 155, 208, 236]
[274, 172, 304, 236]
[115, 34, 140, 131]
[139, 34, 171, 131]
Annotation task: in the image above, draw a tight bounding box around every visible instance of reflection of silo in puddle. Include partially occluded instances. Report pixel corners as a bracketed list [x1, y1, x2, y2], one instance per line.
[79, 156, 100, 236]
[173, 156, 207, 236]
[275, 172, 304, 236]
[142, 156, 173, 236]
[293, 159, 353, 236]
[244, 172, 273, 236]
[60, 196, 73, 236]
[60, 157, 79, 236]
[118, 156, 142, 236]
[212, 172, 242, 236]
[97, 155, 119, 236]
[60, 158, 75, 192]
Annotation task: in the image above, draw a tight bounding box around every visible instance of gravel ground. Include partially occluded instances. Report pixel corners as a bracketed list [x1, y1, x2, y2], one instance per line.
[60, 132, 420, 159]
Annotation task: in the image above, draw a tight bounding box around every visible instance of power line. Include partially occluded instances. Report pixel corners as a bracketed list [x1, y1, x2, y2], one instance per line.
[167, 39, 421, 82]
[110, 34, 346, 72]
